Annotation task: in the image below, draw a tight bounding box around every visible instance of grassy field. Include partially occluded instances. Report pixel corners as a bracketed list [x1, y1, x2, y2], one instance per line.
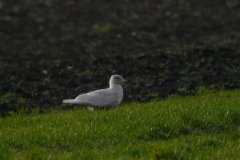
[1, 88, 240, 159]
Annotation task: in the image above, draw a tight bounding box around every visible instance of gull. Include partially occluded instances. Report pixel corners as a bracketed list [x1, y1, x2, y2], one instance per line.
[63, 75, 126, 109]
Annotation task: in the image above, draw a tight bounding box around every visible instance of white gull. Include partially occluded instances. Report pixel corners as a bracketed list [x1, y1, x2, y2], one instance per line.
[63, 75, 126, 109]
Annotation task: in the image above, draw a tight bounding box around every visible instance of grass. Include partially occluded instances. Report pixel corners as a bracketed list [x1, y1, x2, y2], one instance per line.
[0, 88, 240, 159]
[0, 92, 14, 102]
[75, 70, 90, 77]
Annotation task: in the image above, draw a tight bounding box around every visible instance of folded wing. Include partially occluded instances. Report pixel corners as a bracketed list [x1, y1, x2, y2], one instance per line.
[76, 89, 117, 107]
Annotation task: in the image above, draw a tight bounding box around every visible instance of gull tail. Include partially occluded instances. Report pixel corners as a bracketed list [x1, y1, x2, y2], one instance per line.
[63, 99, 81, 104]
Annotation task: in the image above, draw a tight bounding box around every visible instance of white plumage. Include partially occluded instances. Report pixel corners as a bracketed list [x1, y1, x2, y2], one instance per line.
[63, 75, 126, 109]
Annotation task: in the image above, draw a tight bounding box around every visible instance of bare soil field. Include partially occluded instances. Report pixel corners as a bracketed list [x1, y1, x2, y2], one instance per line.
[0, 0, 240, 116]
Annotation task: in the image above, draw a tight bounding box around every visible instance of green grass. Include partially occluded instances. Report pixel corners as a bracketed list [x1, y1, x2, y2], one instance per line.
[1, 89, 240, 159]
[0, 92, 14, 102]
[75, 70, 90, 77]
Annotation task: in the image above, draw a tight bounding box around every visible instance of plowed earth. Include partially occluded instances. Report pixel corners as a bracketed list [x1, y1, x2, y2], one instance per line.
[0, 0, 240, 116]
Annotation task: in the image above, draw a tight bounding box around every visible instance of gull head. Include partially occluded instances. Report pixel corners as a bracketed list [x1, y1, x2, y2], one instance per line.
[110, 75, 126, 85]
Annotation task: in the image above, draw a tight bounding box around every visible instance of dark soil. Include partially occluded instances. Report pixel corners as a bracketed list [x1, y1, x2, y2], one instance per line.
[0, 0, 240, 116]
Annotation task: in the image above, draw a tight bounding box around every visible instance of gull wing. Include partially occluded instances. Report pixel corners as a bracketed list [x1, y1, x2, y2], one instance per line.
[76, 88, 117, 107]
